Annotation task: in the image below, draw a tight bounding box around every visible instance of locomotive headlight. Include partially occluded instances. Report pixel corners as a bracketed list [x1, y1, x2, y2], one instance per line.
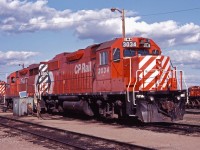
[148, 96, 154, 102]
[136, 94, 145, 99]
[180, 93, 185, 97]
[176, 96, 181, 101]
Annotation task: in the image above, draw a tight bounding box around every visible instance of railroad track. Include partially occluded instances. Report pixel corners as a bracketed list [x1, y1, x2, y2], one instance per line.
[186, 109, 200, 115]
[0, 115, 152, 150]
[102, 117, 200, 136]
[145, 122, 200, 136]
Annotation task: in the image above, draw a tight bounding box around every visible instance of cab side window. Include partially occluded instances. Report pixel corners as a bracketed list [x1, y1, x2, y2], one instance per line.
[29, 68, 39, 76]
[11, 77, 16, 83]
[113, 48, 120, 61]
[100, 51, 108, 65]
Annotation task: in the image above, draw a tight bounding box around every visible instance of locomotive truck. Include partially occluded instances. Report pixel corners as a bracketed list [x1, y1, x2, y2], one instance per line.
[5, 37, 187, 122]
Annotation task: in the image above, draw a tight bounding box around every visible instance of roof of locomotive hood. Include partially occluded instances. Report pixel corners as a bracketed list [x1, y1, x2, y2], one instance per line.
[85, 38, 117, 51]
[89, 37, 160, 51]
[52, 37, 161, 60]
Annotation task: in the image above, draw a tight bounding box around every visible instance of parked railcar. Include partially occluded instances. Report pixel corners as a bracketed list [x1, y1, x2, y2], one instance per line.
[187, 86, 200, 108]
[5, 37, 187, 122]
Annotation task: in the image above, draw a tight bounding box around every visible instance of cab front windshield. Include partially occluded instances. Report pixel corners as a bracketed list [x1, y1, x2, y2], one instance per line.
[123, 49, 149, 57]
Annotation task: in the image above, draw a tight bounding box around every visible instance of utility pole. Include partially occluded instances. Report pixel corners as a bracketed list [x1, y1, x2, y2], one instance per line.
[111, 8, 126, 38]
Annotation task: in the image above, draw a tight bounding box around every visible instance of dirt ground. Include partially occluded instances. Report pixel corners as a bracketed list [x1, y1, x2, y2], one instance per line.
[0, 110, 200, 150]
[0, 128, 51, 150]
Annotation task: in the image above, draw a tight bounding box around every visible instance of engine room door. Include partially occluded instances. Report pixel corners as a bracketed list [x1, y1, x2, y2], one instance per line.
[95, 49, 111, 92]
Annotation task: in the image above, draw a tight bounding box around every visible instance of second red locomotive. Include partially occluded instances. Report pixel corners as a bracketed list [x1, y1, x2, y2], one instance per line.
[187, 86, 200, 108]
[5, 37, 187, 122]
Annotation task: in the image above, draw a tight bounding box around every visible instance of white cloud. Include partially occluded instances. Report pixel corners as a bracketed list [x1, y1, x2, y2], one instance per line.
[0, 50, 39, 66]
[184, 74, 200, 87]
[164, 49, 200, 86]
[0, 0, 200, 47]
[165, 50, 200, 69]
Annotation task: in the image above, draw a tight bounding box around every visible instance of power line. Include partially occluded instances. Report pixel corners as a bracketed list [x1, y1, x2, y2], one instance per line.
[135, 7, 200, 17]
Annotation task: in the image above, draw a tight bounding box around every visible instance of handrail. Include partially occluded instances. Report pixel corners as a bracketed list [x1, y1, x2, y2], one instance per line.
[181, 71, 189, 103]
[123, 57, 132, 102]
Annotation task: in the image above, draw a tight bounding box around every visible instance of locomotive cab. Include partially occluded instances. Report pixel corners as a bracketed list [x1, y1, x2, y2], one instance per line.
[109, 37, 187, 122]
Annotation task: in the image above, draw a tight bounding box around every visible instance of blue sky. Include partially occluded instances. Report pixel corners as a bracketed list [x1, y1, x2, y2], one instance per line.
[0, 0, 200, 86]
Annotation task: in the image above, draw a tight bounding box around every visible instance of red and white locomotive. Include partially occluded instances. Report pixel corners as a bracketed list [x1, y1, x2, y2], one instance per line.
[5, 37, 187, 122]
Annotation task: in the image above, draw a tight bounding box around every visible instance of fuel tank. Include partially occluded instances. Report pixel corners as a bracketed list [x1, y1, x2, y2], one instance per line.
[63, 100, 94, 116]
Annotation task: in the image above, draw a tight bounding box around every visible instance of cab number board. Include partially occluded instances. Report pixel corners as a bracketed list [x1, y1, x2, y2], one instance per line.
[122, 41, 136, 47]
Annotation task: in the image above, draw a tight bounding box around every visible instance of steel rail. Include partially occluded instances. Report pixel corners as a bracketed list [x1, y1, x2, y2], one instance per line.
[0, 115, 152, 150]
[0, 117, 86, 150]
[146, 122, 200, 134]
